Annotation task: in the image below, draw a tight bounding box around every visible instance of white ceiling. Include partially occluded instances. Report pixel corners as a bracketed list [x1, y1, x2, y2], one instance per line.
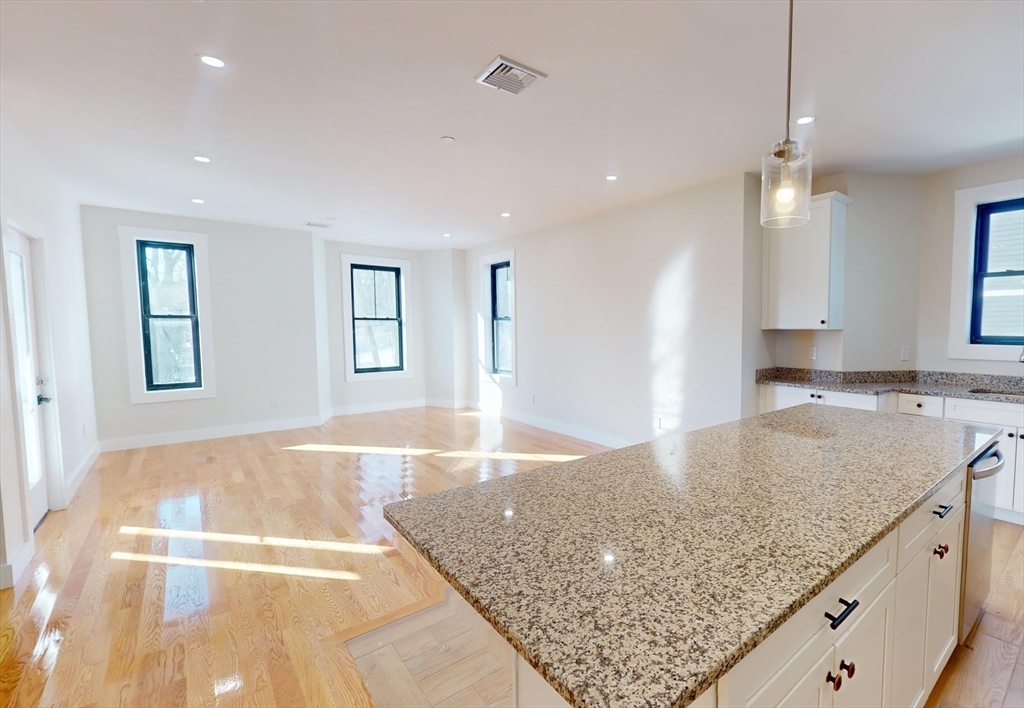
[1, 1, 1022, 249]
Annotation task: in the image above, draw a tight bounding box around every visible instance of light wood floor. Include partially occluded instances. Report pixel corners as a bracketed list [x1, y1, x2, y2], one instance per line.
[927, 520, 1024, 708]
[0, 408, 606, 707]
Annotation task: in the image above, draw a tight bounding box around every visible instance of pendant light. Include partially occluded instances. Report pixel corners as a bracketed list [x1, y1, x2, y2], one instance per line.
[761, 0, 812, 228]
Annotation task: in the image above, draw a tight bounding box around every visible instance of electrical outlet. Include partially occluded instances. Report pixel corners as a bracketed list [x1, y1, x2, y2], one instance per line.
[900, 346, 910, 362]
[271, 396, 280, 408]
[809, 347, 817, 361]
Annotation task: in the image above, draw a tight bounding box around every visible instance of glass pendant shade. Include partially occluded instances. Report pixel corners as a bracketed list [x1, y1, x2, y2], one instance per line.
[760, 139, 812, 228]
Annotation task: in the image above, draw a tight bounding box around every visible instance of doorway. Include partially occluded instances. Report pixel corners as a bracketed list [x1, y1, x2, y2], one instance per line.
[4, 229, 48, 528]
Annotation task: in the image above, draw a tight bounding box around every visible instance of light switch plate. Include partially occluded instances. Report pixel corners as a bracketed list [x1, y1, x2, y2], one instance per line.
[900, 346, 910, 361]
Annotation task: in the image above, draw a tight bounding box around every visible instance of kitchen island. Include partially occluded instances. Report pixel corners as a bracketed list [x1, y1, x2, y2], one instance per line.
[384, 405, 1000, 708]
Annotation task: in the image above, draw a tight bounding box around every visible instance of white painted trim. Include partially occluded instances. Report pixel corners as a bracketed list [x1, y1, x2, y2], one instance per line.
[340, 253, 413, 382]
[947, 179, 1024, 362]
[497, 408, 635, 449]
[425, 398, 457, 409]
[0, 537, 35, 590]
[479, 250, 517, 386]
[994, 506, 1024, 526]
[99, 415, 323, 452]
[332, 398, 427, 417]
[118, 226, 218, 403]
[61, 443, 99, 507]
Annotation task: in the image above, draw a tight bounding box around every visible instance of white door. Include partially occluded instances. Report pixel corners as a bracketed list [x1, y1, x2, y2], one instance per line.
[924, 506, 965, 689]
[5, 231, 48, 528]
[833, 580, 896, 708]
[776, 646, 836, 708]
[891, 547, 930, 708]
[765, 201, 831, 329]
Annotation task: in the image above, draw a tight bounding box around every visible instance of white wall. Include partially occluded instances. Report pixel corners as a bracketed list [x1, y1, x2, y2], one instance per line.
[81, 206, 323, 447]
[917, 155, 1024, 375]
[312, 236, 333, 422]
[0, 114, 100, 584]
[325, 240, 427, 414]
[465, 173, 756, 447]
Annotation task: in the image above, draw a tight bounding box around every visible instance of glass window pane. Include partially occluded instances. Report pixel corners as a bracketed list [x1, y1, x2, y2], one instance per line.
[374, 270, 398, 319]
[145, 246, 192, 315]
[495, 320, 512, 372]
[149, 318, 197, 385]
[979, 275, 1024, 339]
[494, 265, 510, 318]
[985, 208, 1024, 274]
[354, 320, 401, 370]
[352, 268, 377, 318]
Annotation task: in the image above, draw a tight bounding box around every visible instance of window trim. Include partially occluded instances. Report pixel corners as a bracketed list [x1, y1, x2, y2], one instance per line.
[349, 263, 404, 374]
[948, 179, 1024, 362]
[490, 261, 512, 375]
[340, 254, 412, 382]
[479, 250, 516, 386]
[969, 198, 1024, 346]
[119, 226, 216, 404]
[136, 239, 203, 390]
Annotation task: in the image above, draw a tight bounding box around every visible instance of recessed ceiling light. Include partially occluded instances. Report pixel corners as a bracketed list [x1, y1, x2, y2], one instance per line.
[606, 175, 618, 181]
[443, 233, 451, 238]
[191, 198, 205, 204]
[796, 116, 816, 125]
[199, 55, 225, 69]
[501, 212, 511, 218]
[441, 136, 455, 144]
[193, 155, 211, 163]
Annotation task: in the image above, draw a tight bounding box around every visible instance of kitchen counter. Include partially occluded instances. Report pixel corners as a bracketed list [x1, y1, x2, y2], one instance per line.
[384, 406, 999, 708]
[762, 378, 1024, 404]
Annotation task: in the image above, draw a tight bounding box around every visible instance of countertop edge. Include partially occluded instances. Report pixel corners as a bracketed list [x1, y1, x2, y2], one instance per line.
[383, 428, 996, 708]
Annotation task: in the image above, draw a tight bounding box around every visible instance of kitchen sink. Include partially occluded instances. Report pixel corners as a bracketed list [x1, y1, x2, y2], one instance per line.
[968, 388, 1024, 396]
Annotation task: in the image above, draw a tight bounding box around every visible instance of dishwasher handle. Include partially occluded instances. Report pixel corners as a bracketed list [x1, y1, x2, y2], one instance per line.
[971, 446, 1005, 481]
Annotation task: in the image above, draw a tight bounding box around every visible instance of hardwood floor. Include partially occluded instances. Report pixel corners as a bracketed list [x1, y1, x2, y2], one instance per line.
[927, 520, 1024, 708]
[0, 408, 606, 707]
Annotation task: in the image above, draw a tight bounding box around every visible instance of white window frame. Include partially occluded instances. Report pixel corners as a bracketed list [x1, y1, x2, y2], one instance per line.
[947, 179, 1024, 362]
[341, 253, 412, 382]
[119, 226, 217, 404]
[480, 250, 516, 386]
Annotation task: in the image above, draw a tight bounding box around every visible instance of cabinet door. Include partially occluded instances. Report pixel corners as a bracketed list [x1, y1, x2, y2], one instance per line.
[925, 505, 965, 689]
[1014, 431, 1023, 514]
[768, 385, 819, 411]
[817, 391, 879, 412]
[765, 201, 831, 330]
[892, 548, 929, 708]
[993, 430, 1018, 513]
[776, 646, 836, 708]
[833, 579, 896, 708]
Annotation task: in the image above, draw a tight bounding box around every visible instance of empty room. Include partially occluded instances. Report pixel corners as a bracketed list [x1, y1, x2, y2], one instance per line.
[1, 1, 1023, 707]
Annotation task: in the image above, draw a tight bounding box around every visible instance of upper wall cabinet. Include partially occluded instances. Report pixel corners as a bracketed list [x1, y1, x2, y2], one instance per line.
[762, 192, 854, 330]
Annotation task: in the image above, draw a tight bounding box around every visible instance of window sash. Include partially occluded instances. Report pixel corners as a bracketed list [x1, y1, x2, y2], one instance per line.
[137, 240, 202, 390]
[970, 198, 1024, 345]
[351, 264, 404, 373]
[490, 262, 512, 374]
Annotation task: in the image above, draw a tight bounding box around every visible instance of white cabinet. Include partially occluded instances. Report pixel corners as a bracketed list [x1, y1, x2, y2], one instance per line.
[762, 192, 852, 330]
[762, 385, 883, 414]
[897, 393, 944, 419]
[817, 390, 879, 412]
[924, 505, 964, 688]
[776, 646, 835, 708]
[892, 546, 930, 708]
[765, 385, 821, 410]
[832, 581, 896, 708]
[1015, 431, 1023, 514]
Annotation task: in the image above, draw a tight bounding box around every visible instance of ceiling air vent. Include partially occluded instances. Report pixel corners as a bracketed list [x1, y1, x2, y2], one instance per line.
[475, 56, 547, 94]
[305, 221, 330, 229]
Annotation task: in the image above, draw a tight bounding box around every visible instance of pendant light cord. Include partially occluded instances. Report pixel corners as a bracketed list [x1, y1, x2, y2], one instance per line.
[785, 0, 794, 142]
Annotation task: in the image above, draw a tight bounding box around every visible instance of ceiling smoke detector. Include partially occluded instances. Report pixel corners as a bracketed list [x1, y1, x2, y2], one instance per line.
[475, 56, 547, 94]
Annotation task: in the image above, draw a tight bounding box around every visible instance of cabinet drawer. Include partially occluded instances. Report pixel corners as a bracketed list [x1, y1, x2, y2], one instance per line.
[898, 394, 944, 418]
[896, 469, 966, 574]
[818, 391, 879, 411]
[722, 532, 896, 706]
[944, 398, 1024, 428]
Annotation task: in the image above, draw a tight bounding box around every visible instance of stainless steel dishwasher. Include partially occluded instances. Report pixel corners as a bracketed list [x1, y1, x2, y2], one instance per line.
[960, 441, 1007, 642]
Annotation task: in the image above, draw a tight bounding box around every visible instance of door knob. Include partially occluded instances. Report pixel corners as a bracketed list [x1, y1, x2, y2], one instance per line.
[840, 660, 855, 678]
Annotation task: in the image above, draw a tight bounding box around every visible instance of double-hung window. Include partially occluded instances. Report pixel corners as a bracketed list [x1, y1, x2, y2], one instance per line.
[351, 264, 404, 373]
[970, 198, 1024, 345]
[490, 261, 512, 374]
[136, 240, 203, 390]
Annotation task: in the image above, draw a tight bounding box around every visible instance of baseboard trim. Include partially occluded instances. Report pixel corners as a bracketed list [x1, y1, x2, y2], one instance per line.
[99, 415, 325, 452]
[61, 443, 100, 507]
[994, 507, 1024, 526]
[497, 409, 634, 449]
[332, 399, 427, 417]
[0, 538, 35, 589]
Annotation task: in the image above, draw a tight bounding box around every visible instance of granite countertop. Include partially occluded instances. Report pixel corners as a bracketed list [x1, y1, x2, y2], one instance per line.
[384, 406, 1000, 708]
[763, 378, 1024, 404]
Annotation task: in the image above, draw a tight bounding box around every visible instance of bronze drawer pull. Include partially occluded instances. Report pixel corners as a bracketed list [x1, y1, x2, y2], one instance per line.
[827, 671, 842, 691]
[840, 659, 855, 678]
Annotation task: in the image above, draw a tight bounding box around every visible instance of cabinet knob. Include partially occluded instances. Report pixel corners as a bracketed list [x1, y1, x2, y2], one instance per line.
[816, 394, 823, 399]
[810, 393, 816, 399]
[916, 403, 923, 408]
[820, 319, 826, 325]
[934, 544, 949, 559]
[1009, 433, 1016, 438]
[827, 671, 842, 691]
[840, 660, 855, 679]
